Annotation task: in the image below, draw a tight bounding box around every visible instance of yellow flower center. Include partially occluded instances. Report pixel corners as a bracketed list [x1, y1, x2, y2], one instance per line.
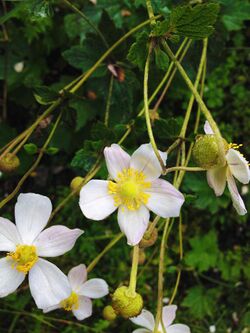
[7, 245, 38, 274]
[60, 292, 79, 311]
[108, 168, 151, 210]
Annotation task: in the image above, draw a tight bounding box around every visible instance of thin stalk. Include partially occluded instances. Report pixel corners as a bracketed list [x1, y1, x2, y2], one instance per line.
[104, 75, 114, 126]
[166, 166, 205, 173]
[127, 245, 140, 297]
[146, 0, 156, 25]
[87, 233, 123, 273]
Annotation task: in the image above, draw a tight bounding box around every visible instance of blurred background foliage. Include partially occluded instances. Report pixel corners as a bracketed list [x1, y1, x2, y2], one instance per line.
[0, 0, 249, 332]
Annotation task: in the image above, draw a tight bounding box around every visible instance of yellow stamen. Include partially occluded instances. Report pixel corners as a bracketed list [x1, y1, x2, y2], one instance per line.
[60, 292, 79, 311]
[7, 245, 38, 274]
[108, 168, 151, 211]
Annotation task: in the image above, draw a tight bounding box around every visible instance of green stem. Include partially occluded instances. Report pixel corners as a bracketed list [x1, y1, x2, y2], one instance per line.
[87, 233, 123, 273]
[146, 0, 156, 25]
[166, 166, 205, 173]
[128, 245, 140, 297]
[162, 41, 226, 166]
[62, 0, 109, 49]
[0, 112, 62, 209]
[144, 42, 166, 172]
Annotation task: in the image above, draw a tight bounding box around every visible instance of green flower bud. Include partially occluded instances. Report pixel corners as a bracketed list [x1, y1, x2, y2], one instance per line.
[111, 286, 143, 319]
[103, 305, 117, 321]
[70, 176, 84, 194]
[139, 222, 158, 248]
[192, 135, 228, 169]
[0, 153, 20, 173]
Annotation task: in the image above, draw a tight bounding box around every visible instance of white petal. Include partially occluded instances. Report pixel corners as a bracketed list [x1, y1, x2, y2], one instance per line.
[68, 264, 87, 293]
[132, 329, 151, 333]
[72, 296, 92, 320]
[34, 226, 83, 257]
[79, 180, 117, 220]
[78, 278, 109, 299]
[130, 143, 167, 181]
[167, 324, 191, 333]
[162, 305, 177, 327]
[226, 149, 250, 184]
[117, 205, 150, 246]
[0, 218, 21, 251]
[0, 257, 25, 297]
[104, 144, 131, 180]
[43, 304, 61, 313]
[226, 171, 247, 215]
[15, 193, 52, 244]
[145, 179, 184, 218]
[204, 121, 214, 134]
[207, 166, 227, 196]
[130, 309, 155, 330]
[29, 258, 71, 309]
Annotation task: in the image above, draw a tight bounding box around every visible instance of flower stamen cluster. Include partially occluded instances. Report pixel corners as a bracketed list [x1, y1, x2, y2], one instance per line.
[60, 292, 79, 311]
[7, 245, 38, 274]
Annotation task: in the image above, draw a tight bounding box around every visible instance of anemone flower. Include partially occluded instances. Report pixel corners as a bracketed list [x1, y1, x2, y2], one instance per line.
[43, 264, 109, 320]
[204, 121, 250, 215]
[131, 305, 191, 333]
[79, 143, 184, 246]
[0, 193, 83, 308]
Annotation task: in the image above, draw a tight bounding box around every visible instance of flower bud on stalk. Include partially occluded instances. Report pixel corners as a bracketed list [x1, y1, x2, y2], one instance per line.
[139, 222, 158, 248]
[192, 135, 228, 169]
[111, 286, 143, 318]
[0, 153, 20, 173]
[70, 176, 84, 194]
[130, 248, 146, 265]
[103, 305, 117, 321]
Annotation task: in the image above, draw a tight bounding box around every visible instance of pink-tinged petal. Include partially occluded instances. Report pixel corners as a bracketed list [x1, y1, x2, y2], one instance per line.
[162, 305, 177, 327]
[226, 149, 250, 184]
[130, 309, 155, 330]
[226, 171, 247, 215]
[132, 329, 151, 333]
[34, 226, 83, 257]
[15, 193, 52, 244]
[0, 257, 25, 297]
[145, 179, 184, 218]
[104, 144, 131, 180]
[68, 264, 87, 293]
[79, 180, 117, 220]
[0, 218, 21, 251]
[72, 296, 92, 320]
[204, 121, 214, 134]
[130, 143, 167, 181]
[167, 324, 191, 333]
[78, 278, 109, 299]
[29, 258, 71, 309]
[117, 205, 150, 246]
[207, 166, 227, 196]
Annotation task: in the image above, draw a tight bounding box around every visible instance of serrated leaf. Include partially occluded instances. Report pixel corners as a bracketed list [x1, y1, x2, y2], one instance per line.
[170, 3, 220, 39]
[69, 99, 97, 132]
[151, 20, 170, 37]
[154, 117, 182, 140]
[127, 31, 149, 70]
[33, 86, 58, 105]
[154, 46, 169, 71]
[24, 143, 38, 155]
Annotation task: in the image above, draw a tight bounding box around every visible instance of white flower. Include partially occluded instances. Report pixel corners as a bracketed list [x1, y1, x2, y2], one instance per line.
[79, 143, 184, 246]
[204, 121, 250, 215]
[131, 305, 191, 333]
[0, 193, 83, 309]
[43, 264, 109, 320]
[209, 325, 216, 333]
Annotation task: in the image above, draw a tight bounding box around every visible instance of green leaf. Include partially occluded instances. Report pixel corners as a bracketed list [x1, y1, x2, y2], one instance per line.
[69, 99, 97, 131]
[219, 0, 250, 31]
[31, 0, 54, 18]
[127, 31, 149, 70]
[182, 286, 218, 319]
[185, 230, 220, 272]
[154, 46, 169, 71]
[24, 143, 38, 155]
[33, 86, 58, 105]
[154, 117, 182, 140]
[45, 147, 59, 155]
[170, 3, 220, 39]
[151, 20, 170, 37]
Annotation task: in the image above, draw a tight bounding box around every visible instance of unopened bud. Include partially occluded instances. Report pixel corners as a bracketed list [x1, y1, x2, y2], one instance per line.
[192, 135, 228, 169]
[0, 153, 20, 173]
[139, 223, 158, 248]
[112, 286, 143, 319]
[70, 176, 84, 194]
[103, 305, 117, 321]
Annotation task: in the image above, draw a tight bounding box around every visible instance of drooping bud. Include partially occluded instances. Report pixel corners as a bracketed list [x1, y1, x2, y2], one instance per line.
[0, 153, 20, 173]
[192, 135, 228, 169]
[111, 286, 143, 319]
[70, 176, 84, 194]
[103, 305, 117, 321]
[139, 222, 158, 248]
[130, 248, 146, 265]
